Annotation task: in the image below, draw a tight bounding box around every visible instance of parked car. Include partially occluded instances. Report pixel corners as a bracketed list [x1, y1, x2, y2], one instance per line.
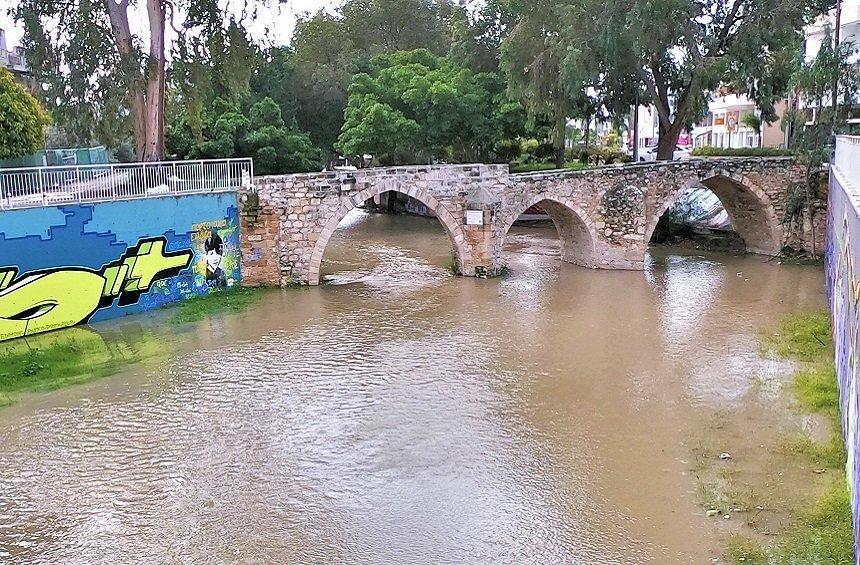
[637, 145, 692, 162]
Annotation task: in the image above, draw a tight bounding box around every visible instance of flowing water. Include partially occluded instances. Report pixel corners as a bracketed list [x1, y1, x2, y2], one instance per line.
[0, 210, 826, 564]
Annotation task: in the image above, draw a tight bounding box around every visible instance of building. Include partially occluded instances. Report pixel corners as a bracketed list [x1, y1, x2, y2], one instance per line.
[692, 94, 761, 149]
[798, 0, 860, 129]
[0, 29, 29, 78]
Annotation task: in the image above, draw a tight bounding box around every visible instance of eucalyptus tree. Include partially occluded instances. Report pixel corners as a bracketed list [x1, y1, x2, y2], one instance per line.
[14, 0, 261, 160]
[501, 0, 583, 168]
[568, 0, 829, 160]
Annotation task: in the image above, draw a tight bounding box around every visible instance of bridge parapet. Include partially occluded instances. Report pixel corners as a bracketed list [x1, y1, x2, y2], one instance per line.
[241, 158, 824, 286]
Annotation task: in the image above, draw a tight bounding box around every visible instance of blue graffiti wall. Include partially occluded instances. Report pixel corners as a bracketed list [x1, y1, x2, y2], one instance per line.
[0, 193, 241, 326]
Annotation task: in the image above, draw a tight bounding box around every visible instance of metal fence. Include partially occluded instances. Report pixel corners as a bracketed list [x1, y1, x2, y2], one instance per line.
[0, 158, 254, 210]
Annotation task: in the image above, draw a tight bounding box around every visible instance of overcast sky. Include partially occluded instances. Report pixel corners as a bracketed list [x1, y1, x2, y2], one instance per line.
[0, 0, 334, 50]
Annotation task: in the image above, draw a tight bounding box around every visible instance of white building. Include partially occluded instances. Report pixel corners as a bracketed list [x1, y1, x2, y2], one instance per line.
[0, 29, 29, 77]
[692, 94, 762, 149]
[799, 0, 860, 128]
[804, 0, 860, 63]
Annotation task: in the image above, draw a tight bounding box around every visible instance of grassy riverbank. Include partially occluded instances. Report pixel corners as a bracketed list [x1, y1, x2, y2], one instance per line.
[170, 286, 264, 323]
[0, 327, 164, 407]
[0, 287, 266, 406]
[723, 311, 854, 564]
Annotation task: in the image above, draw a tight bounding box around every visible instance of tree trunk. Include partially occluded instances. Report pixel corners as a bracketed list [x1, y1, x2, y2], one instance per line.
[554, 113, 566, 168]
[656, 119, 684, 160]
[584, 115, 591, 149]
[143, 0, 167, 161]
[104, 0, 167, 162]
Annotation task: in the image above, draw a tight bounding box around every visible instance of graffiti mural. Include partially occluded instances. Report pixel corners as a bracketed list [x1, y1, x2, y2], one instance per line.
[0, 193, 242, 342]
[827, 173, 860, 563]
[0, 238, 192, 341]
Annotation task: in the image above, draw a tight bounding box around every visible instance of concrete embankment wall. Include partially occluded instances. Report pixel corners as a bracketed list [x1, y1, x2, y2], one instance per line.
[0, 193, 241, 342]
[828, 136, 860, 563]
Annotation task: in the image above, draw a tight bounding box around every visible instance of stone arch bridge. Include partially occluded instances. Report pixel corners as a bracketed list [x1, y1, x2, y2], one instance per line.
[239, 158, 824, 286]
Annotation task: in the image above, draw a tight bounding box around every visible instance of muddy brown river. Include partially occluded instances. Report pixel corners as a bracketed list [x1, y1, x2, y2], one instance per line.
[0, 211, 826, 564]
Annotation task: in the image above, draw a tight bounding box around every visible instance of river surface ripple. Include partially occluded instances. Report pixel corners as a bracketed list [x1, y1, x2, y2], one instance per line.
[0, 211, 825, 564]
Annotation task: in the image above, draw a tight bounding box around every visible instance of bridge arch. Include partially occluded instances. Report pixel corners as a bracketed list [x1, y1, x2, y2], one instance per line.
[306, 183, 471, 285]
[499, 194, 599, 267]
[646, 171, 782, 255]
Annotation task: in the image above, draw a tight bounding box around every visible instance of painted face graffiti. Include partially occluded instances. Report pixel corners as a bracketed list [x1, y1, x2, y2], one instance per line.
[0, 237, 192, 341]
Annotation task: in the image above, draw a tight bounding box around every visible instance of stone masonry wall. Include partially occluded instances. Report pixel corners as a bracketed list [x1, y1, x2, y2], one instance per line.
[241, 158, 824, 285]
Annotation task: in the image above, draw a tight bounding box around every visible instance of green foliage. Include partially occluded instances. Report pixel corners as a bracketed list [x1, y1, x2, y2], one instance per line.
[0, 68, 49, 159]
[16, 0, 261, 158]
[285, 0, 466, 155]
[764, 311, 831, 362]
[772, 483, 855, 564]
[0, 327, 164, 405]
[509, 161, 591, 173]
[730, 311, 854, 565]
[692, 146, 794, 157]
[502, 0, 828, 158]
[337, 49, 526, 165]
[168, 97, 322, 174]
[742, 113, 763, 136]
[171, 287, 263, 324]
[792, 25, 860, 124]
[794, 365, 840, 416]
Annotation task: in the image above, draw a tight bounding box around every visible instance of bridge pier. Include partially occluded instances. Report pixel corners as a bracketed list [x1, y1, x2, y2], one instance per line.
[239, 159, 825, 286]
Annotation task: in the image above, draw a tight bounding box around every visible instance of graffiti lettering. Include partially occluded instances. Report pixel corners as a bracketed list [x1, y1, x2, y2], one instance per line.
[0, 237, 192, 341]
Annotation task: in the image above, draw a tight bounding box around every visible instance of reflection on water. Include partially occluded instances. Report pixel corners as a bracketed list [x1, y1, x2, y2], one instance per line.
[0, 211, 826, 564]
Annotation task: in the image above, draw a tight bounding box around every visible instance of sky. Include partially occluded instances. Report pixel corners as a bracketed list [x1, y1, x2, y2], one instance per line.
[0, 0, 333, 50]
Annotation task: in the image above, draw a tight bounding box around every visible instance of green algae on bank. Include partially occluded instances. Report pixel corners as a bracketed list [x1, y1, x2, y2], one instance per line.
[724, 311, 854, 564]
[0, 326, 166, 406]
[170, 286, 266, 323]
[0, 287, 269, 406]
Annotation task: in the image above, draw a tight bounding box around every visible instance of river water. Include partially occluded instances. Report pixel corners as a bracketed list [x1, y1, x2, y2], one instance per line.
[0, 211, 826, 564]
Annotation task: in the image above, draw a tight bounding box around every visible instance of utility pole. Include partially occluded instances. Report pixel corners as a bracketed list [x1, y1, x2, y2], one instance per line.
[633, 92, 640, 162]
[833, 0, 843, 135]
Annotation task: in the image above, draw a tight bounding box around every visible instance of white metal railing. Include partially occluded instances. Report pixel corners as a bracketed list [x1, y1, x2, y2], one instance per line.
[835, 136, 860, 190]
[0, 158, 254, 210]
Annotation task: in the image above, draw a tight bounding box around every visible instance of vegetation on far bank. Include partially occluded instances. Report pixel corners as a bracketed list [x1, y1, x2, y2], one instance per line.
[0, 286, 266, 406]
[170, 286, 264, 324]
[725, 311, 854, 564]
[691, 146, 795, 158]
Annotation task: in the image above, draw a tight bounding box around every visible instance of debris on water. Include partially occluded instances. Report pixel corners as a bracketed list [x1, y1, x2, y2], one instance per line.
[737, 272, 743, 277]
[719, 452, 732, 460]
[723, 514, 731, 520]
[813, 468, 827, 474]
[706, 509, 720, 517]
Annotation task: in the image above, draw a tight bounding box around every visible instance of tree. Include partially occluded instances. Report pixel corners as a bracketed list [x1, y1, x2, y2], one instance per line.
[500, 0, 579, 168]
[288, 0, 467, 156]
[780, 25, 860, 256]
[742, 112, 763, 147]
[0, 68, 50, 159]
[15, 0, 260, 161]
[167, 96, 321, 174]
[566, 0, 829, 160]
[791, 25, 860, 128]
[336, 49, 525, 165]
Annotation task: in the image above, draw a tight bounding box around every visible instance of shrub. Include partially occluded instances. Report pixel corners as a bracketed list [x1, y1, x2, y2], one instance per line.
[0, 68, 50, 159]
[692, 146, 793, 157]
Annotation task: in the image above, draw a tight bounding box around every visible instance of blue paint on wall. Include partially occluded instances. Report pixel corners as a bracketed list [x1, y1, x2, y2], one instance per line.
[0, 207, 72, 240]
[0, 193, 242, 326]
